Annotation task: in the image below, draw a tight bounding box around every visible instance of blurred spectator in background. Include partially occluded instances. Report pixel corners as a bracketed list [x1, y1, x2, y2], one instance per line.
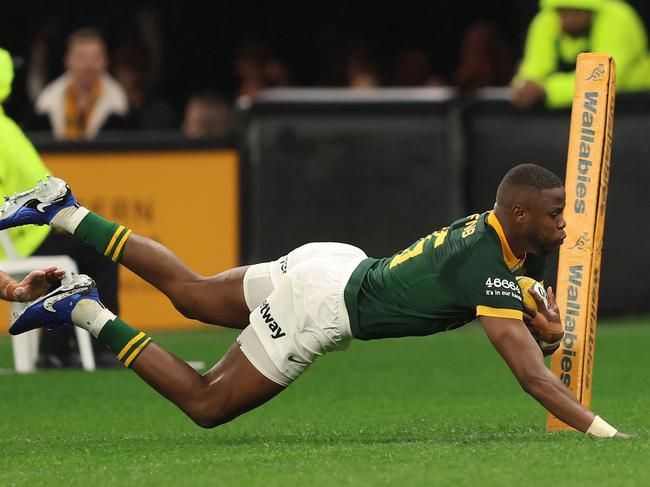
[455, 22, 514, 91]
[234, 41, 290, 100]
[182, 92, 234, 139]
[394, 49, 445, 87]
[112, 41, 176, 130]
[32, 28, 128, 139]
[0, 47, 120, 367]
[315, 24, 348, 86]
[512, 0, 650, 109]
[345, 42, 380, 89]
[26, 17, 63, 103]
[112, 5, 176, 130]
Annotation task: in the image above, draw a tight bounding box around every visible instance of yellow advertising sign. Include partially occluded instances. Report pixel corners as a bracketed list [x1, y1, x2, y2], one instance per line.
[547, 54, 616, 431]
[0, 150, 239, 332]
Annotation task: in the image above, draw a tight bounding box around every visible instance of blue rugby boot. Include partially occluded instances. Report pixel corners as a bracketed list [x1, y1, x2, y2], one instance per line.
[0, 176, 78, 230]
[9, 274, 98, 335]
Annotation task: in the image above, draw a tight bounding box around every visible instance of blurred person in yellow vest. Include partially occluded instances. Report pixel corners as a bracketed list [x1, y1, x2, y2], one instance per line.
[0, 47, 120, 367]
[512, 0, 650, 109]
[0, 50, 51, 260]
[0, 48, 65, 299]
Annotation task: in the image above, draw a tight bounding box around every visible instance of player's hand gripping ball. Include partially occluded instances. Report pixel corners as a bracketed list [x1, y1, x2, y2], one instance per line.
[516, 276, 564, 355]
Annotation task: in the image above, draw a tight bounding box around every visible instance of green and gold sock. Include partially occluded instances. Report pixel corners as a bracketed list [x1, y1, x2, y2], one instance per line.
[74, 212, 132, 262]
[72, 300, 152, 369]
[98, 318, 152, 368]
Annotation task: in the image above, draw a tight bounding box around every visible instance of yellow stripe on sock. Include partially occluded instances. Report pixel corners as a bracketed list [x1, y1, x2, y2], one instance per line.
[117, 331, 145, 360]
[111, 229, 132, 262]
[124, 337, 152, 367]
[104, 225, 125, 256]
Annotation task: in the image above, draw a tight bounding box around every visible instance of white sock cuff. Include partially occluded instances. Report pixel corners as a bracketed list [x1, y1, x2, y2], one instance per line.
[68, 206, 90, 231]
[71, 299, 116, 338]
[51, 206, 90, 234]
[586, 415, 618, 438]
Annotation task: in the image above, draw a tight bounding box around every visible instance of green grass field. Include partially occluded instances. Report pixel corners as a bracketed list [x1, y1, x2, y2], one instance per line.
[1, 317, 649, 486]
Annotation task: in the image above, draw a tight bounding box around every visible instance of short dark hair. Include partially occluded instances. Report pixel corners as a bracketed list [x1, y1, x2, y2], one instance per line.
[66, 27, 106, 53]
[496, 163, 563, 202]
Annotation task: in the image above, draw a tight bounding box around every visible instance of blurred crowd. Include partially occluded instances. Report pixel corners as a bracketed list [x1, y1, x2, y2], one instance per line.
[3, 0, 650, 141]
[3, 20, 516, 141]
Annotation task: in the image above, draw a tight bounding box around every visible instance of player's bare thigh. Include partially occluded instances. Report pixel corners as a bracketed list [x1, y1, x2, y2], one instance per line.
[118, 234, 251, 328]
[175, 266, 252, 329]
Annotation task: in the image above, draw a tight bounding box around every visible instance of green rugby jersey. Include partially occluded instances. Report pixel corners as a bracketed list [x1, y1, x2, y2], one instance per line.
[344, 211, 546, 340]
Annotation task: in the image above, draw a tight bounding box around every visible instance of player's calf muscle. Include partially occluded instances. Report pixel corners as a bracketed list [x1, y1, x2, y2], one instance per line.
[122, 234, 197, 291]
[131, 346, 230, 428]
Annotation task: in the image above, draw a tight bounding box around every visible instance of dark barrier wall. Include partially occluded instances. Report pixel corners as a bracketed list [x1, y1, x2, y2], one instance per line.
[241, 88, 650, 315]
[604, 98, 650, 313]
[240, 88, 465, 262]
[463, 89, 570, 212]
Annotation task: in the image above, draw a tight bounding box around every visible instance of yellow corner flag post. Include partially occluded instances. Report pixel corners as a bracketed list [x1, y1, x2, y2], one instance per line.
[547, 53, 616, 431]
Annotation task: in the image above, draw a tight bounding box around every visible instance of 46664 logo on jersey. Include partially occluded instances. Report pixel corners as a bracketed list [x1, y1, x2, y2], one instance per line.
[485, 277, 519, 290]
[484, 277, 521, 297]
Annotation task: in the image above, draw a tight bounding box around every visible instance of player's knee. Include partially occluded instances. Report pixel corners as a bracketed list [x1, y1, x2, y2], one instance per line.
[168, 279, 202, 319]
[172, 299, 216, 324]
[172, 300, 197, 320]
[184, 398, 229, 429]
[191, 413, 224, 429]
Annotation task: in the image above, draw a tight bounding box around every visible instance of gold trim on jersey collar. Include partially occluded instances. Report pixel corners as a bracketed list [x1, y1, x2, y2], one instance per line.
[487, 211, 525, 271]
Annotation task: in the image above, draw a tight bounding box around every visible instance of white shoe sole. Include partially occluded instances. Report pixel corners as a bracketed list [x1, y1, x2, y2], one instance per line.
[0, 176, 69, 219]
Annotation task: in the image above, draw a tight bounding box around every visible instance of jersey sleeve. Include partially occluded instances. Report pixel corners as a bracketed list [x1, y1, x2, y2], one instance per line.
[454, 248, 524, 321]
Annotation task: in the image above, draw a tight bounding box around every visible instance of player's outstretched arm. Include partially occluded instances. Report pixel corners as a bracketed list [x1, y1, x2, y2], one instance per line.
[480, 315, 629, 438]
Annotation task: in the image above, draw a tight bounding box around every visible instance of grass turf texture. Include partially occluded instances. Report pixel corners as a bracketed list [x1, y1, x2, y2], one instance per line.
[0, 317, 649, 486]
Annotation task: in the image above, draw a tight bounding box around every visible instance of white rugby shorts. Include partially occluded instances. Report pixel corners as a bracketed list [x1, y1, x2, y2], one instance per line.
[238, 243, 367, 386]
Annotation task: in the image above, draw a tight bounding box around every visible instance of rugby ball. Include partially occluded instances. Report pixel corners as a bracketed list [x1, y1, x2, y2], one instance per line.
[516, 276, 563, 354]
[516, 276, 549, 311]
